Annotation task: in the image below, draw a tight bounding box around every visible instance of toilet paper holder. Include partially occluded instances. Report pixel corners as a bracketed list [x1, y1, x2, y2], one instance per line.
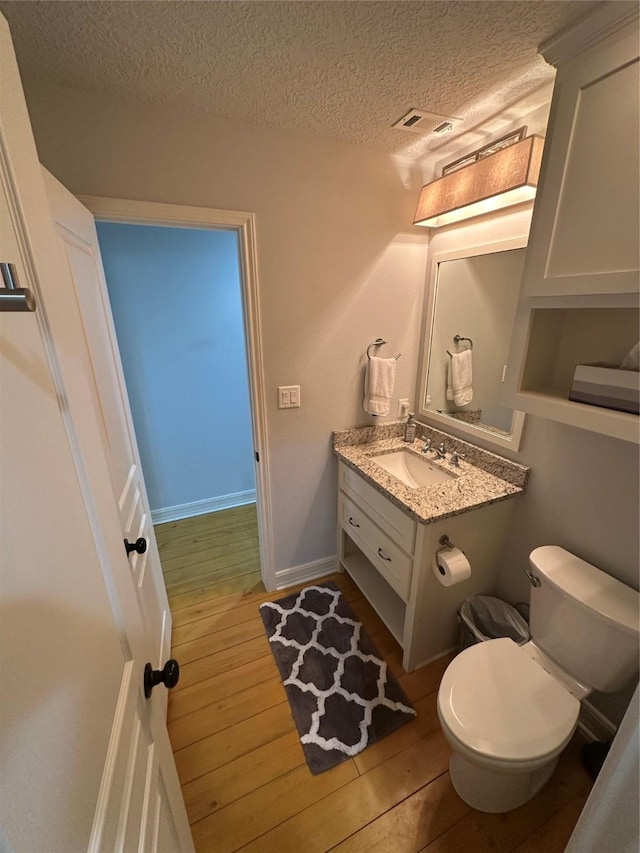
[435, 535, 457, 576]
[436, 535, 456, 556]
[433, 535, 470, 584]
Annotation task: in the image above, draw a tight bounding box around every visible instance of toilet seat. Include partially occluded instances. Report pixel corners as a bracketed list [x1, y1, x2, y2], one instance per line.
[438, 638, 580, 764]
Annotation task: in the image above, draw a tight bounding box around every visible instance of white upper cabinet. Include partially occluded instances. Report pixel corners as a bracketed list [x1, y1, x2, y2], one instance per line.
[503, 8, 640, 443]
[523, 18, 639, 298]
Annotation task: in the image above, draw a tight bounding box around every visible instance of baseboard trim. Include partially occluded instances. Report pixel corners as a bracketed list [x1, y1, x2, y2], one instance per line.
[578, 698, 618, 743]
[151, 490, 256, 524]
[274, 556, 339, 590]
[414, 646, 457, 672]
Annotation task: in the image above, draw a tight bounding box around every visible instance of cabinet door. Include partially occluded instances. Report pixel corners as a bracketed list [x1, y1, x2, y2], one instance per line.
[521, 21, 639, 298]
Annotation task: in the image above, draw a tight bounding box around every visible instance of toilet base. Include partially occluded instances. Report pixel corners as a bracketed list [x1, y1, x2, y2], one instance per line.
[449, 751, 558, 813]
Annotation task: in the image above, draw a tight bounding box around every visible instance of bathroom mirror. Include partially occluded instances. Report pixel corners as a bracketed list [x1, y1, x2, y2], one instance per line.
[416, 237, 527, 451]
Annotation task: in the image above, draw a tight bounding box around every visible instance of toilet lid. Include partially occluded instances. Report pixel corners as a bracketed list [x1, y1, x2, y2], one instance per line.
[438, 638, 580, 762]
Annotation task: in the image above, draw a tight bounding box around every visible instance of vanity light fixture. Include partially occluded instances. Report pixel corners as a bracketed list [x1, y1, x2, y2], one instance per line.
[413, 127, 545, 228]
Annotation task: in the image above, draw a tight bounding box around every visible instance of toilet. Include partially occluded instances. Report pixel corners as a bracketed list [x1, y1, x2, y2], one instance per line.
[437, 545, 640, 813]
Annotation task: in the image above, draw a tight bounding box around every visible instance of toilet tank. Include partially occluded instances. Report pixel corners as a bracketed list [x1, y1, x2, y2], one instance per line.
[528, 546, 639, 692]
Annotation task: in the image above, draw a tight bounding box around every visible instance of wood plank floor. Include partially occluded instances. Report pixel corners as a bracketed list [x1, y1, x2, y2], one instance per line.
[157, 508, 593, 852]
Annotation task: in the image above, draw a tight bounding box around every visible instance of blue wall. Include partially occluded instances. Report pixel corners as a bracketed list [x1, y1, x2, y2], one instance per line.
[97, 222, 255, 518]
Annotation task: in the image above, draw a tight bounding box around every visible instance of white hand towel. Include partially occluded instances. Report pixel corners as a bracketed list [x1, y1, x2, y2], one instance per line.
[450, 350, 473, 407]
[363, 356, 396, 416]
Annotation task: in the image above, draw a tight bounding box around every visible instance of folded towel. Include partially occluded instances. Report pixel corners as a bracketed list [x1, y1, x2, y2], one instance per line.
[448, 350, 473, 407]
[363, 356, 396, 416]
[446, 365, 454, 401]
[620, 341, 639, 371]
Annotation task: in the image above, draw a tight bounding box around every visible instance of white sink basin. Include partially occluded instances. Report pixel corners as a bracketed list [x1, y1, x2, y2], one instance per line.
[370, 449, 456, 488]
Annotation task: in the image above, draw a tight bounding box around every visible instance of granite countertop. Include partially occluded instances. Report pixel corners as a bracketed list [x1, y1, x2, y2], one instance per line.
[332, 423, 530, 525]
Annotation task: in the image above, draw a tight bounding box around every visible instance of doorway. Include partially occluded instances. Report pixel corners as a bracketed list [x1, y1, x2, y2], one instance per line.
[81, 196, 275, 594]
[96, 220, 264, 608]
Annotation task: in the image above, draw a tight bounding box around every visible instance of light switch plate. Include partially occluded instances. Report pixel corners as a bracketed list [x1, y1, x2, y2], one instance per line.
[278, 385, 301, 409]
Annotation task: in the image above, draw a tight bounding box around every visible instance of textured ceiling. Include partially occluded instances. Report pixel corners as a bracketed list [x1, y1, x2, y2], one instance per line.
[1, 0, 604, 161]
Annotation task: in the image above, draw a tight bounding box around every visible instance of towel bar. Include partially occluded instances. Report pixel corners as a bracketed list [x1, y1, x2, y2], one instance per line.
[367, 338, 401, 360]
[0, 262, 36, 312]
[447, 334, 473, 357]
[454, 334, 473, 349]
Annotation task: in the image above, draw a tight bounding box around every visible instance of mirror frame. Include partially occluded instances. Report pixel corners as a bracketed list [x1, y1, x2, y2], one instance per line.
[416, 234, 528, 452]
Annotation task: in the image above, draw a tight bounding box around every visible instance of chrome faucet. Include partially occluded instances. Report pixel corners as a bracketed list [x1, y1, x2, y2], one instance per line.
[449, 451, 466, 467]
[421, 439, 432, 454]
[434, 442, 446, 460]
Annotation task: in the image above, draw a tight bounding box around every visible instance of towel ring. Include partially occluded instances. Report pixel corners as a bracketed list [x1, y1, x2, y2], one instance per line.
[367, 338, 401, 360]
[447, 335, 473, 357]
[454, 335, 473, 349]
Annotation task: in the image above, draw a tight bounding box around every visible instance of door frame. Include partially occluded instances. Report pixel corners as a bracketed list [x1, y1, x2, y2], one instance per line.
[79, 196, 275, 590]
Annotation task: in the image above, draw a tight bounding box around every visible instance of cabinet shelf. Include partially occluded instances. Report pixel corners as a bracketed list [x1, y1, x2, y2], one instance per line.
[340, 548, 406, 647]
[513, 387, 638, 442]
[522, 307, 638, 392]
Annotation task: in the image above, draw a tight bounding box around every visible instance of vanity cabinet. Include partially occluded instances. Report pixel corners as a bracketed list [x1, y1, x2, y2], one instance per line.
[337, 461, 514, 672]
[502, 12, 639, 442]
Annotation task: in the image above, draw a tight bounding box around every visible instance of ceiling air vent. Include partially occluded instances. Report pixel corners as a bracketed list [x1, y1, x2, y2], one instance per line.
[393, 108, 461, 135]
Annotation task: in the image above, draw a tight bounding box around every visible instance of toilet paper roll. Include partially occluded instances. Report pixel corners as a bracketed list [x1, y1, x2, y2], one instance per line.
[432, 547, 471, 586]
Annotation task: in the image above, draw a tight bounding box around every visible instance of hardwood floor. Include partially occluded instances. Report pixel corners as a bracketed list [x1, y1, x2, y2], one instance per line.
[157, 508, 593, 852]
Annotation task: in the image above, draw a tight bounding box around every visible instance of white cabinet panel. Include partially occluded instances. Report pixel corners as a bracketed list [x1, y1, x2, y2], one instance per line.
[339, 461, 416, 552]
[521, 20, 639, 298]
[339, 491, 413, 601]
[547, 59, 639, 279]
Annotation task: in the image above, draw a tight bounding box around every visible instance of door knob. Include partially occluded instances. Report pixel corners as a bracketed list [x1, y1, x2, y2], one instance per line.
[144, 659, 180, 698]
[124, 537, 147, 556]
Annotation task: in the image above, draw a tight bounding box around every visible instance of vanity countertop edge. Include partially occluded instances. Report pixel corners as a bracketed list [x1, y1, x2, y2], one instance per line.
[332, 423, 530, 525]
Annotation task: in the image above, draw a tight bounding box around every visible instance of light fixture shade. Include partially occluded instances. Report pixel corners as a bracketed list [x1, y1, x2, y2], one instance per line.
[413, 135, 545, 228]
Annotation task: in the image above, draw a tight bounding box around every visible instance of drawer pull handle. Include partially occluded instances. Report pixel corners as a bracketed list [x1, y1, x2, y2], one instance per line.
[377, 548, 392, 562]
[348, 517, 360, 528]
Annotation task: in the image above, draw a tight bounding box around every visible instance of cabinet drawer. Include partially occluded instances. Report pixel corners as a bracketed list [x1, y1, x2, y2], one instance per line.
[339, 492, 412, 601]
[338, 462, 415, 553]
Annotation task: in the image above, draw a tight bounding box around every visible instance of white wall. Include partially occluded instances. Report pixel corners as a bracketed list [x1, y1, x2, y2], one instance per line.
[96, 222, 255, 519]
[24, 82, 428, 575]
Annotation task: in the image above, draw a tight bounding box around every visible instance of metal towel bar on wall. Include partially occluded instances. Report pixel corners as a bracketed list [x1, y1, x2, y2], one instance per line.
[447, 334, 473, 357]
[366, 337, 401, 360]
[0, 262, 36, 312]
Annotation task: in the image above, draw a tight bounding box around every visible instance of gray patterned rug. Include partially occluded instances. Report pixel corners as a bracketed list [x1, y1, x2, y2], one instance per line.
[259, 581, 416, 774]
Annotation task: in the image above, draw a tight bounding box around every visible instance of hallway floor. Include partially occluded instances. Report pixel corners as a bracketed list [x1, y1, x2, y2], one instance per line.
[157, 508, 593, 852]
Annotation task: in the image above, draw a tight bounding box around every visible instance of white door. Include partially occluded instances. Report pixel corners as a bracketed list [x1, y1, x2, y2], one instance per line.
[0, 13, 193, 851]
[43, 168, 171, 676]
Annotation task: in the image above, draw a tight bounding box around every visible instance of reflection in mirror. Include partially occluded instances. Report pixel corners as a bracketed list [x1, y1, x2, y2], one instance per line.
[419, 242, 527, 450]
